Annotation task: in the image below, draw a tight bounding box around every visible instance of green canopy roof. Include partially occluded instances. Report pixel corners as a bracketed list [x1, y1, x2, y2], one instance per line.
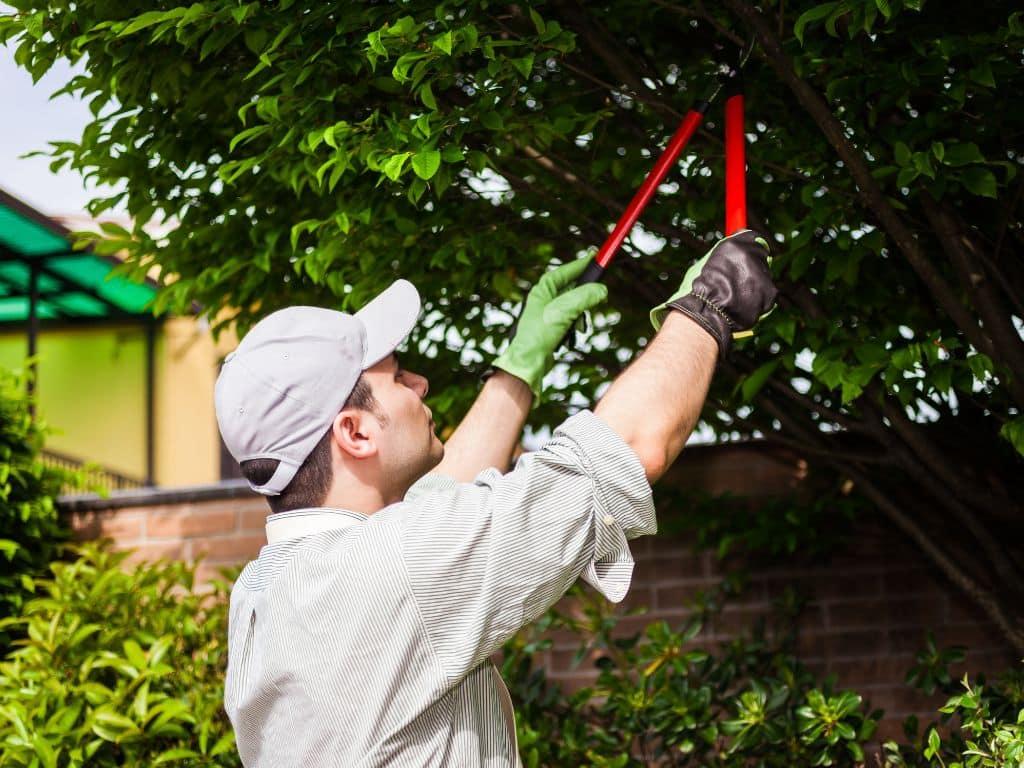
[0, 188, 160, 326]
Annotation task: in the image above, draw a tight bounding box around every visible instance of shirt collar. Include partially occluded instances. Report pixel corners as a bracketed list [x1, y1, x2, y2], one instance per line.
[265, 507, 368, 545]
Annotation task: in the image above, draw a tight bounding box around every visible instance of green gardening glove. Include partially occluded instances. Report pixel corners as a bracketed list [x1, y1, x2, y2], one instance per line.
[492, 257, 609, 398]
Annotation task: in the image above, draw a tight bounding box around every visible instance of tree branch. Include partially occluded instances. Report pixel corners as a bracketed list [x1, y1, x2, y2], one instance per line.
[919, 191, 1024, 405]
[721, 0, 998, 363]
[842, 465, 1024, 655]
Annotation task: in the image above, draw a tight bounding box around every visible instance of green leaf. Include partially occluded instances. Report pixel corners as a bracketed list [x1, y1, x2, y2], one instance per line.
[381, 152, 412, 181]
[969, 61, 995, 88]
[290, 219, 320, 251]
[432, 30, 453, 56]
[228, 125, 270, 153]
[123, 639, 147, 669]
[419, 82, 437, 110]
[154, 748, 201, 764]
[794, 3, 838, 45]
[392, 52, 427, 83]
[411, 150, 441, 180]
[740, 360, 780, 402]
[511, 54, 534, 80]
[529, 8, 546, 35]
[960, 167, 997, 198]
[942, 142, 985, 166]
[441, 145, 464, 163]
[119, 10, 177, 37]
[366, 29, 386, 56]
[1000, 416, 1024, 457]
[0, 538, 21, 560]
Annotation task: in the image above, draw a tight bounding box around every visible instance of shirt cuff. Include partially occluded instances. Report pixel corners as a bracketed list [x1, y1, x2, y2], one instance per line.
[551, 410, 657, 602]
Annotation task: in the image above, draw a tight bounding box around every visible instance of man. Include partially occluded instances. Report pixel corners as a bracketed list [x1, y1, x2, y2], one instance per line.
[216, 230, 776, 766]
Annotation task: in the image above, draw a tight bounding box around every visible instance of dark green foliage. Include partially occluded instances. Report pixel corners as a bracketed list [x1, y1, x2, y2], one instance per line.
[0, 367, 72, 643]
[0, 543, 237, 767]
[0, 543, 1018, 767]
[2, 1, 1023, 648]
[503, 586, 881, 766]
[502, 588, 1024, 767]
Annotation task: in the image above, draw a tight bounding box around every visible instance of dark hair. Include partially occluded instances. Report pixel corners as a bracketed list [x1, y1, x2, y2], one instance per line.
[241, 375, 380, 514]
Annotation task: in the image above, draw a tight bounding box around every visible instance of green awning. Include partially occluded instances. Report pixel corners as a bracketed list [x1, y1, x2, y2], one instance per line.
[0, 188, 161, 325]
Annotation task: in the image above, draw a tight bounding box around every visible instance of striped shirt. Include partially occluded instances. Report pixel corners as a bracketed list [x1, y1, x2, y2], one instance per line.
[224, 410, 656, 766]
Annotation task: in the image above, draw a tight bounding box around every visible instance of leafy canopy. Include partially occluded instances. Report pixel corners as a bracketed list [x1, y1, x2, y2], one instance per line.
[3, 1, 1024, 649]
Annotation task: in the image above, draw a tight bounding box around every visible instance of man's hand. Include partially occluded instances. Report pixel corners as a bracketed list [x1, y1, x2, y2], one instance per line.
[493, 257, 608, 398]
[430, 259, 606, 482]
[650, 230, 777, 357]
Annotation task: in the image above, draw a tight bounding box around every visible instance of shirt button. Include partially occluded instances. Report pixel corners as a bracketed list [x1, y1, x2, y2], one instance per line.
[603, 514, 615, 526]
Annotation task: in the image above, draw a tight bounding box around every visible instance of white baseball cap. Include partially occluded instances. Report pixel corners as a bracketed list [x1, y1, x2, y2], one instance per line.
[215, 280, 421, 496]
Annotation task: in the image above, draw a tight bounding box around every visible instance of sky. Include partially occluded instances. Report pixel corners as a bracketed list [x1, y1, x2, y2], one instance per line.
[0, 44, 99, 215]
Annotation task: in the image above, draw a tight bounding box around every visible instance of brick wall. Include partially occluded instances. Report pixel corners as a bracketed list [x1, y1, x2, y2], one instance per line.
[66, 481, 269, 586]
[60, 445, 1012, 743]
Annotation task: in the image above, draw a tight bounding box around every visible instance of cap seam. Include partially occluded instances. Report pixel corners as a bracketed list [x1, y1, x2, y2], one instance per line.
[229, 355, 348, 423]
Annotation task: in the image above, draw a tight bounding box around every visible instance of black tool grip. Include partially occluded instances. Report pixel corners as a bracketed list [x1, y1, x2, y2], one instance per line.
[577, 259, 606, 286]
[558, 260, 607, 349]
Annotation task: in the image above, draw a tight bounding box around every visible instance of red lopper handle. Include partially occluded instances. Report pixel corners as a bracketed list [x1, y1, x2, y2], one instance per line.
[593, 108, 706, 270]
[724, 91, 747, 234]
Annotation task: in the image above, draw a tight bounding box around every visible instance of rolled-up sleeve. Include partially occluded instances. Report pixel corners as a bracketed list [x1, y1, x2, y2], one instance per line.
[396, 410, 655, 680]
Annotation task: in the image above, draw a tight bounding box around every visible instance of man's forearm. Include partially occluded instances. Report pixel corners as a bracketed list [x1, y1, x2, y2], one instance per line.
[430, 370, 533, 482]
[594, 312, 718, 483]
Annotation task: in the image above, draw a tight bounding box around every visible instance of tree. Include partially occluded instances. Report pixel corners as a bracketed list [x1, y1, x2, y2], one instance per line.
[3, 1, 1022, 648]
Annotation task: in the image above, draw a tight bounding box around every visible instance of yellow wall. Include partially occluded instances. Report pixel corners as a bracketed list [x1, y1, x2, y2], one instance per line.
[0, 326, 147, 479]
[154, 316, 233, 487]
[0, 318, 235, 487]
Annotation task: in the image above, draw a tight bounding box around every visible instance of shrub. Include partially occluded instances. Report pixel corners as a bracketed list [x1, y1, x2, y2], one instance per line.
[502, 586, 1024, 767]
[0, 367, 73, 639]
[883, 662, 1024, 768]
[0, 543, 237, 767]
[503, 585, 878, 767]
[1, 539, 1018, 767]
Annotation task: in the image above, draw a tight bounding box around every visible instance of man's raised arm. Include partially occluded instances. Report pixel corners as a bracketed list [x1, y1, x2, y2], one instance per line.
[595, 230, 777, 483]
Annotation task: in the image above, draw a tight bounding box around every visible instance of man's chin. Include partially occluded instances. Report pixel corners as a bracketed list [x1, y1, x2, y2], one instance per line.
[429, 441, 445, 468]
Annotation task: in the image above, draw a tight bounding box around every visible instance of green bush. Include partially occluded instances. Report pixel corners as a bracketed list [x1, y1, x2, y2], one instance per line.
[0, 367, 73, 638]
[884, 660, 1024, 768]
[0, 543, 237, 767]
[502, 587, 1024, 767]
[1, 539, 1019, 767]
[503, 586, 879, 767]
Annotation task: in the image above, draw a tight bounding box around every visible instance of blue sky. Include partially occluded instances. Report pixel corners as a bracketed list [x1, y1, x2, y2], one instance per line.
[0, 43, 97, 215]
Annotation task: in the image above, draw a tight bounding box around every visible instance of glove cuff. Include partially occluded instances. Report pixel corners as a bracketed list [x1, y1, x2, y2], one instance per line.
[492, 346, 544, 400]
[666, 294, 732, 357]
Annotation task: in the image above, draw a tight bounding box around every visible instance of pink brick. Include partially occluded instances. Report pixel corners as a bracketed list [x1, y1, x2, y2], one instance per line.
[147, 508, 236, 538]
[239, 505, 270, 532]
[124, 540, 186, 564]
[71, 510, 143, 542]
[188, 534, 265, 563]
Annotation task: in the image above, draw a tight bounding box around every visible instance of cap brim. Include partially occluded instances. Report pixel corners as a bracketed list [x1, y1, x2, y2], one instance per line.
[355, 279, 421, 368]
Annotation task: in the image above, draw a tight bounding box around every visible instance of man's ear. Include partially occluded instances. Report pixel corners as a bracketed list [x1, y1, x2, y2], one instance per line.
[332, 409, 378, 460]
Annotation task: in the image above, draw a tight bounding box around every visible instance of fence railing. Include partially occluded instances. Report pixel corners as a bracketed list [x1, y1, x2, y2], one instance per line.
[40, 450, 147, 496]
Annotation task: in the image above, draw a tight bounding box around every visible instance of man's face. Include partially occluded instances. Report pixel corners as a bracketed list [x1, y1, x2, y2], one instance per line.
[361, 354, 443, 490]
